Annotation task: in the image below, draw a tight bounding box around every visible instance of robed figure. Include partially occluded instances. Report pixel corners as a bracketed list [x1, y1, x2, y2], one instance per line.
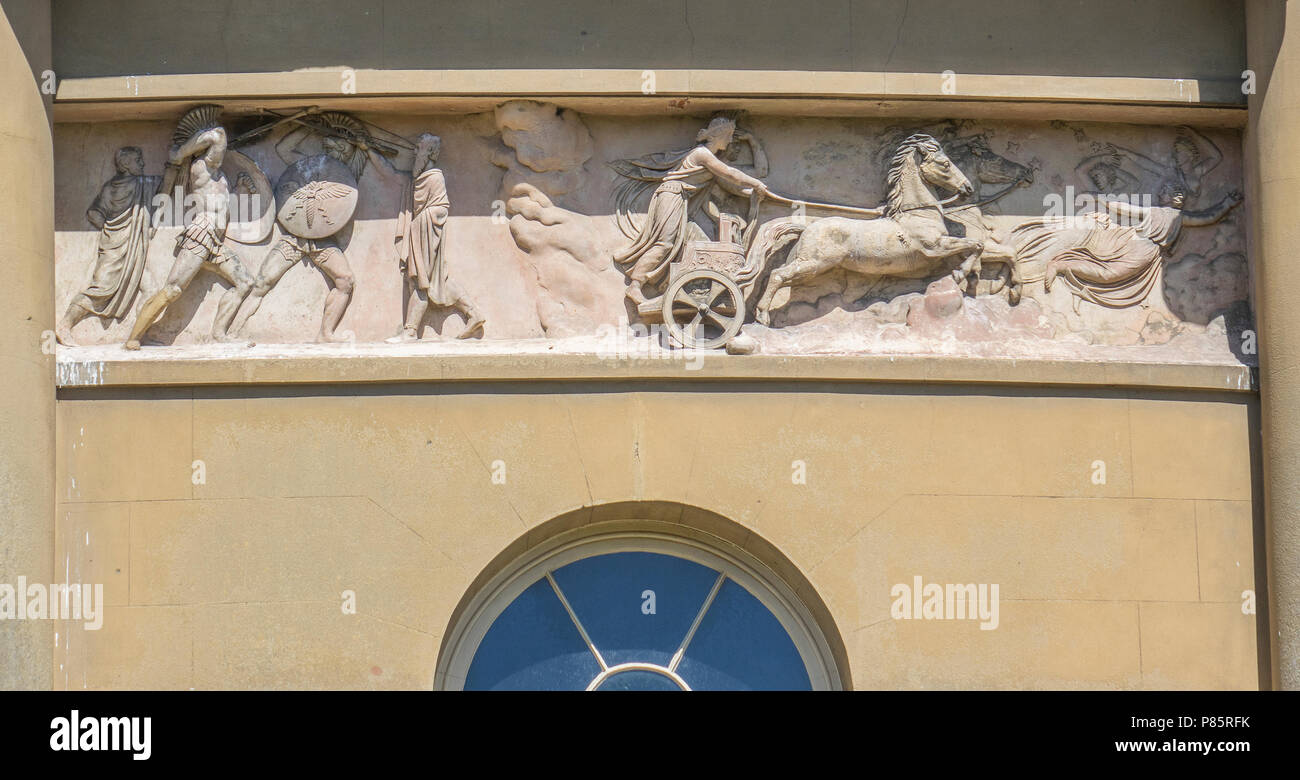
[56, 147, 160, 345]
[610, 117, 769, 305]
[385, 132, 485, 341]
[1011, 190, 1243, 311]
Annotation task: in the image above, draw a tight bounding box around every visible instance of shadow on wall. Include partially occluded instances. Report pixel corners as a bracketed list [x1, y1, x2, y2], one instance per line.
[53, 0, 1244, 89]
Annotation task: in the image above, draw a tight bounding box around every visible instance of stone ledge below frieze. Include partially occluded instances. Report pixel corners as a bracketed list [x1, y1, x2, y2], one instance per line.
[52, 340, 1256, 393]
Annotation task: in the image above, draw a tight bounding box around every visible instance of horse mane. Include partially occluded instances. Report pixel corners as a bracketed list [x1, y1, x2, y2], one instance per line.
[885, 133, 942, 218]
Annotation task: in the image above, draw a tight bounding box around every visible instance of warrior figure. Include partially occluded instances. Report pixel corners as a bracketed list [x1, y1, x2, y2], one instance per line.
[231, 111, 371, 342]
[125, 105, 255, 350]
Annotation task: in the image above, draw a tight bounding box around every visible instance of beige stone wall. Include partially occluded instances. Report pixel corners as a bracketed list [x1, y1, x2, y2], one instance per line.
[1246, 0, 1299, 689]
[53, 383, 1263, 689]
[0, 0, 53, 691]
[20, 0, 1278, 692]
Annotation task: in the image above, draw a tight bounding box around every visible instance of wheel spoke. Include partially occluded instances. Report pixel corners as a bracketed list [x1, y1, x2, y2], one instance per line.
[663, 272, 744, 349]
[686, 310, 707, 340]
[704, 309, 733, 328]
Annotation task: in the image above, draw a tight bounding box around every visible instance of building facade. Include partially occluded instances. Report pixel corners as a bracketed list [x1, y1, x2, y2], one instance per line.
[1, 0, 1296, 690]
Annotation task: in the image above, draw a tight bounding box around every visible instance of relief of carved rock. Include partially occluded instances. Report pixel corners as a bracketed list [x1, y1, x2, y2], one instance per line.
[52, 105, 1252, 367]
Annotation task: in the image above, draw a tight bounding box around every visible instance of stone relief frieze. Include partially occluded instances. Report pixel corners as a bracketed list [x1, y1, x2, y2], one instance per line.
[52, 101, 1252, 366]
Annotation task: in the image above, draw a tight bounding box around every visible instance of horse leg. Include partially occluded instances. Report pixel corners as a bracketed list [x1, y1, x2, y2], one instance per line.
[953, 245, 986, 289]
[1007, 255, 1023, 304]
[756, 252, 830, 326]
[989, 262, 1008, 295]
[913, 235, 983, 284]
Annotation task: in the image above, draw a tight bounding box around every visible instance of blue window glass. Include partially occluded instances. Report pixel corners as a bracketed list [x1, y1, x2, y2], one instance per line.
[550, 551, 719, 668]
[674, 579, 812, 691]
[463, 550, 815, 691]
[464, 578, 602, 691]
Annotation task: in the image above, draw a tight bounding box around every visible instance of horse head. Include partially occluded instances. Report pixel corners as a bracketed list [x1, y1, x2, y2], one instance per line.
[948, 134, 1034, 188]
[887, 134, 973, 216]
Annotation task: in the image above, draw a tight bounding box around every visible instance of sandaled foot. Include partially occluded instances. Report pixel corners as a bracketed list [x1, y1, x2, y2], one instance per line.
[625, 283, 648, 306]
[456, 317, 486, 339]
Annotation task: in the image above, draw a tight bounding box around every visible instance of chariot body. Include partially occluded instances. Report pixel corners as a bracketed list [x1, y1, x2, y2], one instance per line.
[636, 212, 764, 350]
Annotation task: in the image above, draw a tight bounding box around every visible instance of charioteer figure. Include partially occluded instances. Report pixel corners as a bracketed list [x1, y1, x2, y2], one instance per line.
[610, 117, 771, 306]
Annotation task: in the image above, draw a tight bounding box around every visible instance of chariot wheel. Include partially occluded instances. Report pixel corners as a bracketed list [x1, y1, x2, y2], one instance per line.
[662, 269, 745, 350]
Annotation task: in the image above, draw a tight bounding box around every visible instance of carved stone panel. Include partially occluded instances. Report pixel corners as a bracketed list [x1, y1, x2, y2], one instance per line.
[52, 103, 1251, 368]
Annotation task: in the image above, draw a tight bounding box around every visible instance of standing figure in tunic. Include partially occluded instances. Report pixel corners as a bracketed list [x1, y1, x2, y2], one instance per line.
[58, 147, 161, 345]
[372, 133, 485, 342]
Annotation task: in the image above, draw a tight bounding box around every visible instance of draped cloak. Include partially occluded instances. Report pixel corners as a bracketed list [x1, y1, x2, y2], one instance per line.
[395, 167, 453, 305]
[82, 174, 159, 318]
[1011, 206, 1183, 309]
[610, 145, 730, 285]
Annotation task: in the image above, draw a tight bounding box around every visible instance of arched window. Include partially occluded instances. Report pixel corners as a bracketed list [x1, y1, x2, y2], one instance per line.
[439, 532, 840, 690]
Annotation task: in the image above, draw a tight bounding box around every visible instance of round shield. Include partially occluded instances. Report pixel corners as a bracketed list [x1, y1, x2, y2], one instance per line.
[221, 149, 275, 244]
[274, 154, 359, 240]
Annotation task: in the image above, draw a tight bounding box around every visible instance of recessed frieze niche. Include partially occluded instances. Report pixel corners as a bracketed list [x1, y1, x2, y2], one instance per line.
[53, 102, 1251, 366]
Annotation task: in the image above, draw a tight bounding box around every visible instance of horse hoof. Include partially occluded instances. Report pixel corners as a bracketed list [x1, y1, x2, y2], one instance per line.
[1008, 288, 1021, 305]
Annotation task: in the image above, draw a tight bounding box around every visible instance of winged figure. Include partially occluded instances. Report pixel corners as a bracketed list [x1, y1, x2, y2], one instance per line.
[284, 181, 353, 228]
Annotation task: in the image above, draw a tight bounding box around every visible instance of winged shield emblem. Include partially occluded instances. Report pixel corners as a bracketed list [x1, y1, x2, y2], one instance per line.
[274, 154, 360, 240]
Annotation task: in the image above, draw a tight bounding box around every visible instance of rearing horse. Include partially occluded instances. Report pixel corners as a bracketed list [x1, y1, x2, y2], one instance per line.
[754, 134, 982, 326]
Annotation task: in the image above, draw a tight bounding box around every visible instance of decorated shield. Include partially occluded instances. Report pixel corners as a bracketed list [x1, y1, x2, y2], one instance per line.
[274, 153, 359, 240]
[220, 149, 275, 244]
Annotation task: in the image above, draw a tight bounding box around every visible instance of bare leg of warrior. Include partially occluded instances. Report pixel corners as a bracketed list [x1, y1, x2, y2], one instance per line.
[209, 251, 255, 342]
[231, 241, 298, 336]
[314, 246, 356, 342]
[124, 248, 206, 350]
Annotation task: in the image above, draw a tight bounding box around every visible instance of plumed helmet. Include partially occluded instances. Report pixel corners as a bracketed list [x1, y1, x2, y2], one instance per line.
[172, 104, 223, 147]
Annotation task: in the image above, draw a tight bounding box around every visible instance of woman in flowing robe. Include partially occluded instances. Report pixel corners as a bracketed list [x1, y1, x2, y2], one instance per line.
[1011, 190, 1242, 310]
[610, 117, 770, 305]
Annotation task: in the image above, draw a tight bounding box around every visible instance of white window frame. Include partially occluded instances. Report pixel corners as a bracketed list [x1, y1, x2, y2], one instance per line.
[436, 529, 843, 691]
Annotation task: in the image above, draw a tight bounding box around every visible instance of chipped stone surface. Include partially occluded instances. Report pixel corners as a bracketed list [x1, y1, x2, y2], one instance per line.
[55, 110, 1250, 367]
